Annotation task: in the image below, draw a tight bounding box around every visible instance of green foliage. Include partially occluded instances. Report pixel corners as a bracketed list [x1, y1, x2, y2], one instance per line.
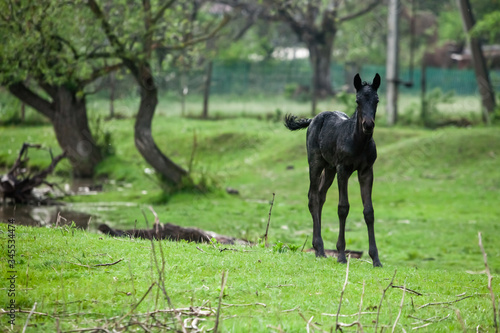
[272, 241, 301, 253]
[470, 11, 500, 43]
[421, 88, 455, 127]
[284, 83, 310, 102]
[334, 91, 357, 112]
[0, 93, 23, 125]
[89, 115, 115, 158]
[0, 1, 110, 86]
[438, 9, 466, 43]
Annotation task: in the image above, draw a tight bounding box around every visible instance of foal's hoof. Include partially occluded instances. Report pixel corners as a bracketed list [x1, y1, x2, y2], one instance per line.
[337, 255, 347, 264]
[373, 260, 383, 268]
[315, 251, 327, 258]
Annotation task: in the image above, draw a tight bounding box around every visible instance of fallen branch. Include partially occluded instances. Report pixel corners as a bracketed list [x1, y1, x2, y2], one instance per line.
[322, 311, 376, 318]
[478, 232, 498, 333]
[412, 323, 432, 330]
[392, 285, 423, 296]
[222, 302, 266, 308]
[417, 295, 474, 310]
[99, 222, 250, 245]
[133, 307, 214, 317]
[409, 314, 451, 323]
[67, 258, 124, 268]
[283, 306, 300, 313]
[0, 143, 67, 204]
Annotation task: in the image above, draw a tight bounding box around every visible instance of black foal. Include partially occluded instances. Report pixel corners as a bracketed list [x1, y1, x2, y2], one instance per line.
[284, 73, 382, 267]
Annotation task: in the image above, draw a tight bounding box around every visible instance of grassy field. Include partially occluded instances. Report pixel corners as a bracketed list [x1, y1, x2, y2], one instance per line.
[1, 94, 499, 331]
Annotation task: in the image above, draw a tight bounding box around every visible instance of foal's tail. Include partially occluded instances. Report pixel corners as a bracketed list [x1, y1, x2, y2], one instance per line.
[284, 114, 312, 131]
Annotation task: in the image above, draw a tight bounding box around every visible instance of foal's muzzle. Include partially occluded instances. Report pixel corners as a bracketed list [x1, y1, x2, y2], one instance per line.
[362, 119, 375, 135]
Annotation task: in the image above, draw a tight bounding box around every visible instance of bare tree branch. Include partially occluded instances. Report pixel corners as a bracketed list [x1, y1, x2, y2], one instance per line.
[339, 0, 381, 23]
[162, 14, 231, 51]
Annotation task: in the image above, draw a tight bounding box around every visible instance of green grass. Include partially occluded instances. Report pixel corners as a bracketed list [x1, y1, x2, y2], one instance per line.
[0, 94, 499, 331]
[1, 224, 498, 332]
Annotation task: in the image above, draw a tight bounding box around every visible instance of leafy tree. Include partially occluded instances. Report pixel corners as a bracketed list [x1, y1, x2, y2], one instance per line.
[221, 0, 381, 111]
[0, 1, 120, 177]
[471, 11, 500, 44]
[87, 0, 229, 187]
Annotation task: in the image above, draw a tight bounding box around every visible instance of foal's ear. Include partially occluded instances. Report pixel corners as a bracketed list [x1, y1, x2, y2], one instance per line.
[372, 73, 381, 91]
[353, 73, 362, 91]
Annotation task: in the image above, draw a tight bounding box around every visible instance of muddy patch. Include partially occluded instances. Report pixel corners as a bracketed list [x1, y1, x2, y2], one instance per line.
[0, 205, 92, 229]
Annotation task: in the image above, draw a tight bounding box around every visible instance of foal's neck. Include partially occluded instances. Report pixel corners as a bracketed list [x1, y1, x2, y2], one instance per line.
[352, 110, 373, 143]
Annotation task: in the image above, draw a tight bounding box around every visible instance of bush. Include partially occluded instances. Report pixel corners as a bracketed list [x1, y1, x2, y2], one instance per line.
[421, 88, 455, 127]
[284, 83, 311, 102]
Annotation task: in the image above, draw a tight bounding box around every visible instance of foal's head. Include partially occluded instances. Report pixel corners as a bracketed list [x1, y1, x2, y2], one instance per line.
[353, 73, 381, 135]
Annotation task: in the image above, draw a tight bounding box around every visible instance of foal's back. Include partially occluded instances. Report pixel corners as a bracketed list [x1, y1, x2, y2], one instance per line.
[306, 111, 376, 169]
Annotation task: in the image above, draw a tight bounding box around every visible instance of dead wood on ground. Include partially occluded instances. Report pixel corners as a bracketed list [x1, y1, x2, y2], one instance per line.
[98, 222, 251, 245]
[0, 143, 66, 204]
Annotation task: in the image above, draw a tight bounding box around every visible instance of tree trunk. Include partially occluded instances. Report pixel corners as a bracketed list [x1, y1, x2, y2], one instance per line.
[308, 42, 334, 98]
[305, 34, 335, 115]
[133, 65, 189, 187]
[386, 0, 400, 126]
[457, 0, 496, 123]
[53, 86, 102, 178]
[8, 83, 102, 178]
[109, 71, 116, 119]
[202, 60, 213, 119]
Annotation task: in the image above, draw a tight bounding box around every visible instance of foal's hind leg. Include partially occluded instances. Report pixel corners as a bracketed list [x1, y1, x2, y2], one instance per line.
[308, 160, 333, 257]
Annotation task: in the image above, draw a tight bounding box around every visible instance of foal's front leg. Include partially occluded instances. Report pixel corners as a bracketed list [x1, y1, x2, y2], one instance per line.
[336, 167, 352, 264]
[359, 168, 382, 267]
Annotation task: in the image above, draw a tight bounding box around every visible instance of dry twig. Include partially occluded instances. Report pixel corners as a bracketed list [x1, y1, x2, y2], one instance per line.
[264, 193, 275, 247]
[478, 232, 498, 332]
[392, 278, 406, 333]
[67, 258, 124, 268]
[214, 270, 228, 333]
[417, 295, 474, 309]
[22, 302, 37, 333]
[375, 269, 397, 332]
[298, 312, 328, 333]
[336, 254, 350, 330]
[301, 235, 309, 253]
[391, 285, 423, 296]
[455, 309, 467, 333]
[358, 280, 366, 330]
[222, 302, 266, 308]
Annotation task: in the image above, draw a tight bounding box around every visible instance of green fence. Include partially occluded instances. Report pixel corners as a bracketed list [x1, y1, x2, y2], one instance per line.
[165, 59, 499, 97]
